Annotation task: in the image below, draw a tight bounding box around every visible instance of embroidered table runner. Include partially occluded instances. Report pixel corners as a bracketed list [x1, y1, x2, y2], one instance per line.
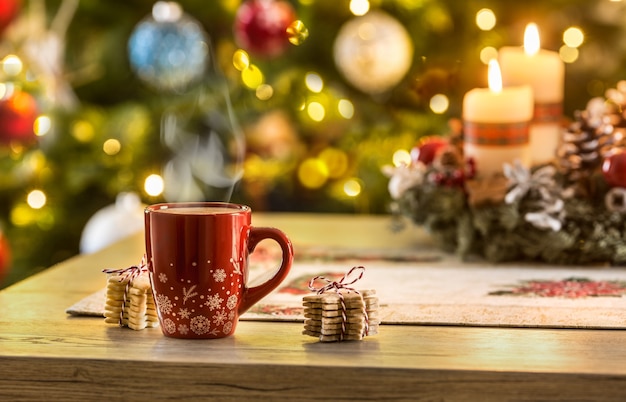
[67, 246, 626, 329]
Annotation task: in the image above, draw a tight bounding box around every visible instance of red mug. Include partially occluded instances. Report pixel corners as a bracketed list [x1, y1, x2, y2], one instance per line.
[144, 202, 293, 338]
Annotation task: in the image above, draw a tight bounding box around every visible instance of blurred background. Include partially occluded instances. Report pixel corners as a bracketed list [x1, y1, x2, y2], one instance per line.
[1, 0, 626, 287]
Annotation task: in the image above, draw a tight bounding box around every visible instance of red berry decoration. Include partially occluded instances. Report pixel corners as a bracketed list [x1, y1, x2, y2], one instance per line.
[0, 90, 38, 145]
[0, 0, 21, 34]
[410, 136, 448, 165]
[234, 0, 296, 58]
[602, 150, 626, 188]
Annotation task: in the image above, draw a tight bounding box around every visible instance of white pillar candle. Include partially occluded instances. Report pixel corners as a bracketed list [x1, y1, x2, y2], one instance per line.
[499, 23, 565, 165]
[463, 60, 533, 177]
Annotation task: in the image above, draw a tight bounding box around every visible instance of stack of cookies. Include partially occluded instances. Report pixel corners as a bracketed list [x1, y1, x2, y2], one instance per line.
[302, 290, 379, 342]
[104, 271, 159, 330]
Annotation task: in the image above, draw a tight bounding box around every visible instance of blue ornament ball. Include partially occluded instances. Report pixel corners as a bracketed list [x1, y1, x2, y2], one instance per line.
[128, 2, 209, 92]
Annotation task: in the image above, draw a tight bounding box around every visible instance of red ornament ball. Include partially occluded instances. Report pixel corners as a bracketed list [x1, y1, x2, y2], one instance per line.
[0, 90, 38, 145]
[0, 0, 21, 34]
[234, 0, 296, 58]
[410, 136, 449, 166]
[602, 150, 626, 188]
[0, 230, 11, 283]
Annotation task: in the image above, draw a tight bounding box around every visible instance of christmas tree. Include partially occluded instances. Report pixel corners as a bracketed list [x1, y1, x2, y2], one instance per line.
[1, 0, 625, 287]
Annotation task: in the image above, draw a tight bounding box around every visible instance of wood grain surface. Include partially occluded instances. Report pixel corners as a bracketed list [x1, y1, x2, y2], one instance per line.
[1, 213, 626, 401]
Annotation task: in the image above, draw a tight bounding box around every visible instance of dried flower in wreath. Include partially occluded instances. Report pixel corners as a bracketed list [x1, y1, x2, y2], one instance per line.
[503, 161, 567, 231]
[382, 162, 426, 200]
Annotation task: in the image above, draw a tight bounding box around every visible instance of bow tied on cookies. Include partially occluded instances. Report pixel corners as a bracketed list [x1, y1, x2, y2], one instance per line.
[302, 266, 380, 342]
[102, 256, 159, 330]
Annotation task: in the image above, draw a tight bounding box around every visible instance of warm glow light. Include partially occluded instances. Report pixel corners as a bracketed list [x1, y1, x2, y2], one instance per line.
[475, 8, 496, 31]
[241, 64, 264, 89]
[392, 149, 412, 166]
[343, 179, 362, 197]
[152, 1, 182, 22]
[144, 174, 164, 196]
[307, 102, 325, 122]
[319, 147, 348, 178]
[232, 49, 250, 71]
[358, 21, 376, 40]
[559, 45, 579, 63]
[305, 72, 324, 93]
[298, 158, 328, 189]
[338, 99, 354, 119]
[488, 59, 502, 93]
[2, 55, 23, 76]
[72, 120, 95, 143]
[27, 190, 47, 209]
[103, 138, 121, 155]
[429, 94, 449, 114]
[350, 0, 370, 16]
[34, 115, 52, 137]
[480, 46, 498, 64]
[563, 27, 584, 48]
[524, 23, 540, 56]
[256, 84, 273, 100]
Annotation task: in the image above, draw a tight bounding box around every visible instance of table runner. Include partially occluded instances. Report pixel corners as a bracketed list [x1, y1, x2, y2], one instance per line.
[67, 246, 626, 329]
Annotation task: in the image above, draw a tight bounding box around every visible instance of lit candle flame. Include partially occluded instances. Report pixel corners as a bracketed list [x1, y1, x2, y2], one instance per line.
[488, 59, 502, 93]
[524, 23, 540, 56]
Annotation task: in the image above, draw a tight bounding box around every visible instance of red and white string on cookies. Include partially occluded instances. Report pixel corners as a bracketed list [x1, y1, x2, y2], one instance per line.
[102, 255, 149, 326]
[308, 266, 370, 340]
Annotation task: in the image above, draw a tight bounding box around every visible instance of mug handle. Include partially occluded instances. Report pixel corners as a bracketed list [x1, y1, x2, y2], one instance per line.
[238, 227, 294, 314]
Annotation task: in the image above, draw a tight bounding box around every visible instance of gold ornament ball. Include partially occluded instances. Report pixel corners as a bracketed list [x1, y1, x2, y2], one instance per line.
[333, 11, 414, 94]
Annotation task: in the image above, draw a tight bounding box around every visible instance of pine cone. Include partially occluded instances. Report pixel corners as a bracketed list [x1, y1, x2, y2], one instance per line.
[557, 99, 612, 196]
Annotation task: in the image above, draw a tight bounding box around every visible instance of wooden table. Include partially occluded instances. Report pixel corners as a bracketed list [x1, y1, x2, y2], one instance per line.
[2, 214, 626, 401]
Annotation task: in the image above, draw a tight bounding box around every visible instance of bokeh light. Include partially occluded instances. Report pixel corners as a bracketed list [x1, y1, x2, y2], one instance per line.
[144, 174, 164, 196]
[241, 64, 264, 89]
[338, 99, 354, 119]
[103, 139, 122, 155]
[305, 72, 324, 93]
[27, 190, 47, 209]
[9, 202, 54, 229]
[475, 8, 496, 31]
[298, 158, 328, 189]
[563, 27, 584, 48]
[256, 84, 274, 100]
[152, 1, 182, 22]
[0, 82, 8, 99]
[480, 46, 498, 64]
[350, 0, 370, 16]
[307, 102, 325, 122]
[343, 178, 362, 197]
[2, 54, 23, 76]
[319, 147, 349, 178]
[392, 149, 411, 166]
[72, 120, 95, 143]
[559, 45, 579, 63]
[34, 115, 52, 137]
[232, 49, 250, 71]
[429, 94, 449, 114]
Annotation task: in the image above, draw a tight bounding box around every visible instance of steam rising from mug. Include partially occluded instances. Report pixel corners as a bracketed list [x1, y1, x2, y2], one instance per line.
[160, 40, 245, 203]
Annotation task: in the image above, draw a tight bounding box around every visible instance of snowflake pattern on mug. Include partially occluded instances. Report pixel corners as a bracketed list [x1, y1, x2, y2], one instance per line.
[163, 318, 176, 334]
[156, 294, 174, 314]
[213, 269, 227, 282]
[152, 257, 243, 337]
